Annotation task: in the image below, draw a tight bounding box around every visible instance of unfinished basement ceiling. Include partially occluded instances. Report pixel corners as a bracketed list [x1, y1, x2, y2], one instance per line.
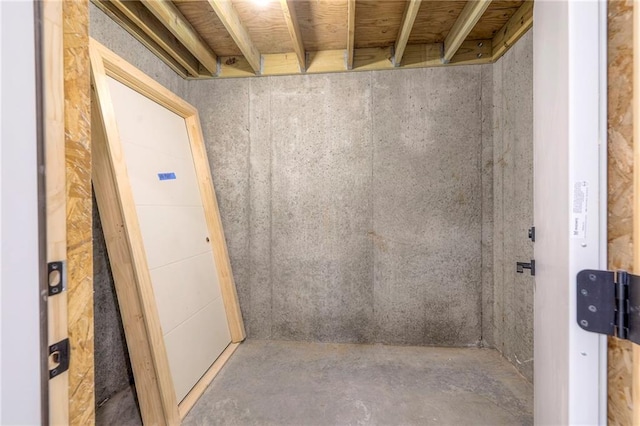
[92, 0, 533, 78]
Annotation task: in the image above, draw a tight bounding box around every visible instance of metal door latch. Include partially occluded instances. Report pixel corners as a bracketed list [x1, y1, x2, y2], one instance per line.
[516, 260, 535, 276]
[48, 261, 66, 296]
[49, 338, 69, 379]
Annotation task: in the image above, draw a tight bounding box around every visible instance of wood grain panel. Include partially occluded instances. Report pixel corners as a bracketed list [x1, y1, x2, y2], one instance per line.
[354, 0, 406, 48]
[409, 0, 466, 44]
[173, 0, 242, 56]
[294, 0, 348, 51]
[468, 1, 524, 40]
[43, 0, 69, 423]
[608, 0, 635, 424]
[233, 0, 293, 53]
[63, 1, 94, 425]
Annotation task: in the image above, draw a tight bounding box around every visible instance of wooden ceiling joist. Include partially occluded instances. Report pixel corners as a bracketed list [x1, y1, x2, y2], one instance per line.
[207, 0, 262, 74]
[140, 0, 219, 75]
[98, 0, 204, 77]
[279, 0, 306, 72]
[347, 0, 356, 70]
[92, 0, 189, 78]
[95, 0, 534, 79]
[393, 0, 422, 67]
[491, 0, 533, 60]
[220, 41, 491, 78]
[443, 0, 492, 63]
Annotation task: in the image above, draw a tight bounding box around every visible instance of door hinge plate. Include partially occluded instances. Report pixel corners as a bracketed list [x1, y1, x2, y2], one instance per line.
[49, 338, 69, 379]
[577, 269, 640, 345]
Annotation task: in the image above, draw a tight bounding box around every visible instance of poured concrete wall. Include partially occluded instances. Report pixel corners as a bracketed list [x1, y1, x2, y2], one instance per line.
[183, 67, 493, 347]
[89, 3, 188, 405]
[492, 30, 534, 381]
[89, 5, 534, 406]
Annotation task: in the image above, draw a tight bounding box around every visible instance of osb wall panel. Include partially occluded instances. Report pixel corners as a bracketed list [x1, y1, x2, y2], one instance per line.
[608, 0, 634, 424]
[64, 0, 94, 424]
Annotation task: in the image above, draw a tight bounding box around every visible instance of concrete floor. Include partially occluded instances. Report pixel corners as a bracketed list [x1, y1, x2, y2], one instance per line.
[97, 340, 533, 426]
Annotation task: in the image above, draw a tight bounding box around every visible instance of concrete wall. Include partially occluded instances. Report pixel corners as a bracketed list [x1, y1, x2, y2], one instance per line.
[183, 67, 492, 347]
[492, 30, 534, 381]
[89, 3, 188, 405]
[90, 3, 534, 406]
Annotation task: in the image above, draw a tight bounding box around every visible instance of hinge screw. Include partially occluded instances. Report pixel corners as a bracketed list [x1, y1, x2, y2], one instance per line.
[588, 305, 597, 312]
[580, 320, 589, 327]
[589, 274, 597, 282]
[581, 289, 588, 296]
[478, 42, 483, 48]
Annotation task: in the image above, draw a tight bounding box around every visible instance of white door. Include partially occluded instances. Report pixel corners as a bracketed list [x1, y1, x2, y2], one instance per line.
[0, 1, 45, 424]
[533, 1, 607, 424]
[107, 76, 231, 402]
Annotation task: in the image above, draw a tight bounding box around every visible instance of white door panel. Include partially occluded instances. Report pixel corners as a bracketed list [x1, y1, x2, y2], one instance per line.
[107, 75, 231, 403]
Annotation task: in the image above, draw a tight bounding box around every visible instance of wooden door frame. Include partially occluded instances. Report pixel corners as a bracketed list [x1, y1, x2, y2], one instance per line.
[90, 38, 245, 424]
[41, 0, 69, 424]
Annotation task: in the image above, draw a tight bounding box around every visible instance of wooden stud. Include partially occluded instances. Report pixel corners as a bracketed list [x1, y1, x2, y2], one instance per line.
[207, 0, 262, 73]
[279, 0, 305, 72]
[443, 0, 492, 63]
[491, 0, 533, 61]
[91, 0, 189, 78]
[633, 1, 640, 423]
[103, 0, 203, 77]
[347, 0, 356, 70]
[63, 1, 95, 424]
[393, 0, 422, 67]
[140, 0, 219, 75]
[216, 41, 492, 78]
[43, 0, 68, 423]
[608, 0, 635, 423]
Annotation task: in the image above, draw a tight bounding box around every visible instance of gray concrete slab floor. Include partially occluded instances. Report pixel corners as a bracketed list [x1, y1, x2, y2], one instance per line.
[97, 340, 533, 426]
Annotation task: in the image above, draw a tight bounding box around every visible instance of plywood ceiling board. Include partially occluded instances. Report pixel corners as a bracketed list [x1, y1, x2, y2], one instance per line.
[467, 1, 524, 40]
[409, 0, 466, 44]
[293, 0, 348, 51]
[354, 0, 406, 49]
[173, 0, 241, 56]
[232, 0, 293, 53]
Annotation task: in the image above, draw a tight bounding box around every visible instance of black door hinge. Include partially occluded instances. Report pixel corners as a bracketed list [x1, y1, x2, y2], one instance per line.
[49, 338, 70, 379]
[577, 269, 640, 344]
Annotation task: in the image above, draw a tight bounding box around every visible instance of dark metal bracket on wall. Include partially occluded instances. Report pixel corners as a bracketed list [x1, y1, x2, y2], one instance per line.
[517, 260, 535, 276]
[576, 269, 640, 345]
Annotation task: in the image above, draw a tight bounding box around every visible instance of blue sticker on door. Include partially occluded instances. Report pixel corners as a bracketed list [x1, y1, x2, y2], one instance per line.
[158, 172, 177, 181]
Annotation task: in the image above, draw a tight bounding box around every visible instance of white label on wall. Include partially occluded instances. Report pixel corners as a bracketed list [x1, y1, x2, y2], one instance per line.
[571, 181, 588, 239]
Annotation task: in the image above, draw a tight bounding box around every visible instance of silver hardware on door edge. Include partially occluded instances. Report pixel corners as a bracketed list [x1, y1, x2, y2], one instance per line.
[576, 269, 640, 345]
